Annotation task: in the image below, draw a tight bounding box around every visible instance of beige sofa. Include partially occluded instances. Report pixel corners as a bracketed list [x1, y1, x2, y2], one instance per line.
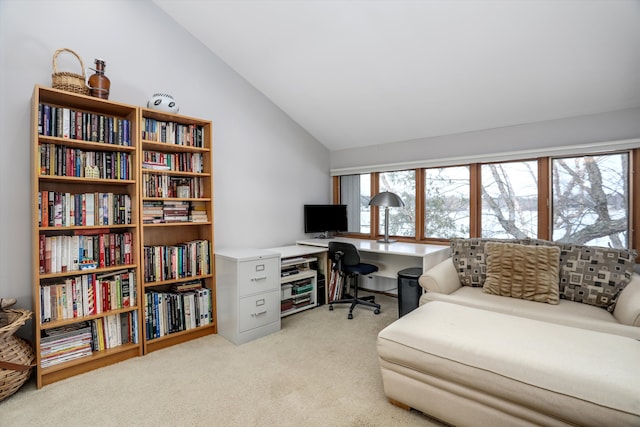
[419, 256, 640, 340]
[377, 240, 640, 426]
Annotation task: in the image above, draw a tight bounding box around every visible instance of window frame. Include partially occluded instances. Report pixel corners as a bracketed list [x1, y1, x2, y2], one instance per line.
[333, 148, 638, 257]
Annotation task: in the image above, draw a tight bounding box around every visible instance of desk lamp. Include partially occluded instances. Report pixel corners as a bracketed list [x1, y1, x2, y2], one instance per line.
[369, 191, 405, 243]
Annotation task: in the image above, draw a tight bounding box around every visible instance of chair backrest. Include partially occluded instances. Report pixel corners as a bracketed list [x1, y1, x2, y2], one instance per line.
[328, 241, 361, 266]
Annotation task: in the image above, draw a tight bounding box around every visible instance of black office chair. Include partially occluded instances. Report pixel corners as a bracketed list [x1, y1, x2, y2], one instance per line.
[328, 241, 381, 319]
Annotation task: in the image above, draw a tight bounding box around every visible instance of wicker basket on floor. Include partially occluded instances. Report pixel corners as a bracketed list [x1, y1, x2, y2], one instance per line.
[0, 309, 34, 402]
[51, 48, 89, 95]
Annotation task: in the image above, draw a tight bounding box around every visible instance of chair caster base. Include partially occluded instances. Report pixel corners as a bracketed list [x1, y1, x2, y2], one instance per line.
[374, 308, 381, 315]
[329, 305, 334, 311]
[348, 313, 353, 319]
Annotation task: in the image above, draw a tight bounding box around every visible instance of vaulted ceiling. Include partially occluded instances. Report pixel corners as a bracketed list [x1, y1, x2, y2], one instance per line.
[154, 0, 640, 151]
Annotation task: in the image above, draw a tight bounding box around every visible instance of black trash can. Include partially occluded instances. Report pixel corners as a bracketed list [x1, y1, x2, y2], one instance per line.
[397, 267, 423, 317]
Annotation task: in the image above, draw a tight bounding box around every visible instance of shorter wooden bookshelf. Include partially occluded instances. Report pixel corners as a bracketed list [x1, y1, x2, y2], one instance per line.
[139, 108, 216, 354]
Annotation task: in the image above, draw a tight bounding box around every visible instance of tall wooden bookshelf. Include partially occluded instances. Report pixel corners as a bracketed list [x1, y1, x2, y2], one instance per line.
[31, 86, 142, 388]
[139, 108, 216, 354]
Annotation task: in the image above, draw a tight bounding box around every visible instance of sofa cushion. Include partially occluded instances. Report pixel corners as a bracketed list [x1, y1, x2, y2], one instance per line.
[483, 242, 560, 304]
[557, 244, 636, 312]
[450, 238, 525, 287]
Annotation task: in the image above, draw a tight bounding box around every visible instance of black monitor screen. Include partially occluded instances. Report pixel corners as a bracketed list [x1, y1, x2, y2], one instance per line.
[304, 204, 348, 233]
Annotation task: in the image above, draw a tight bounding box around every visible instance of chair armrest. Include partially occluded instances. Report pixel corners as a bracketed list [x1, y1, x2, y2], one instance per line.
[418, 258, 461, 295]
[613, 273, 640, 327]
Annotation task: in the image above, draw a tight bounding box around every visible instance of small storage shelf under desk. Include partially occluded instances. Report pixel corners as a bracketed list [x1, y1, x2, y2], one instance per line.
[266, 245, 329, 316]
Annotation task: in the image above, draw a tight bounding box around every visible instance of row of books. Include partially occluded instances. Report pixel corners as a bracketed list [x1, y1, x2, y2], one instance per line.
[143, 240, 211, 283]
[91, 311, 138, 351]
[142, 150, 203, 173]
[143, 200, 186, 223]
[141, 118, 204, 147]
[40, 312, 139, 368]
[142, 173, 204, 198]
[40, 270, 136, 323]
[144, 285, 212, 339]
[40, 321, 92, 368]
[38, 103, 132, 146]
[291, 279, 314, 295]
[39, 231, 133, 274]
[38, 191, 132, 228]
[39, 143, 132, 180]
[188, 201, 208, 222]
[281, 295, 313, 312]
[328, 268, 346, 303]
[292, 295, 312, 309]
[142, 200, 208, 223]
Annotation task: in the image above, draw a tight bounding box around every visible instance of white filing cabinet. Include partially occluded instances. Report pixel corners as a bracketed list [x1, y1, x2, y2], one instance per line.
[215, 248, 281, 345]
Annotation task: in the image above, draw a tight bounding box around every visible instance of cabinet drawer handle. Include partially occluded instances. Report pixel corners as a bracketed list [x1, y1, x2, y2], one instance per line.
[252, 310, 267, 317]
[251, 276, 267, 282]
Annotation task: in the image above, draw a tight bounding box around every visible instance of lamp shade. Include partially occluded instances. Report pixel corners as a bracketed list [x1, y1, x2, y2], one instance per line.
[368, 191, 404, 244]
[368, 191, 405, 207]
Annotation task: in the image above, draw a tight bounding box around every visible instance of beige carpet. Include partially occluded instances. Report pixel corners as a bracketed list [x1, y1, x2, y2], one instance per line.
[1, 293, 443, 426]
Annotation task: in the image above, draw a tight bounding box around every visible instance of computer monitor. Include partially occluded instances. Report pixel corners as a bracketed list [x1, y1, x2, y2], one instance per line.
[304, 204, 348, 236]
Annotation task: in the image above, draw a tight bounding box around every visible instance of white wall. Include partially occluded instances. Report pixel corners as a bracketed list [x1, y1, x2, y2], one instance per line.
[331, 107, 640, 172]
[0, 0, 330, 311]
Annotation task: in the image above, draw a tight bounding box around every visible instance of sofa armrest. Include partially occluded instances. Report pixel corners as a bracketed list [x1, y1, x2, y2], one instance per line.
[613, 273, 640, 327]
[418, 258, 461, 295]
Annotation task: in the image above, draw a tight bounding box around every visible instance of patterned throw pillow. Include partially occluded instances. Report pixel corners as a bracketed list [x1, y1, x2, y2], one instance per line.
[483, 242, 561, 304]
[450, 238, 527, 287]
[557, 244, 637, 312]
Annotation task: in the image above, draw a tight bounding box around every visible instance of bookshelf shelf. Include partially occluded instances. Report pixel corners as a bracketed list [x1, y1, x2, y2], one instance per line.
[38, 136, 137, 151]
[142, 273, 214, 289]
[142, 221, 212, 228]
[38, 176, 136, 184]
[41, 342, 140, 374]
[40, 306, 139, 330]
[144, 323, 215, 353]
[32, 85, 143, 388]
[40, 342, 140, 387]
[141, 170, 211, 178]
[281, 269, 317, 284]
[39, 224, 136, 231]
[142, 139, 210, 152]
[142, 197, 212, 202]
[39, 264, 138, 280]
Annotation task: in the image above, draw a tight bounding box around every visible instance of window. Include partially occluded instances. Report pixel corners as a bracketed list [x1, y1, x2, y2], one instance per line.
[552, 153, 629, 249]
[481, 161, 538, 239]
[379, 170, 416, 237]
[424, 166, 470, 238]
[333, 148, 637, 253]
[340, 174, 371, 234]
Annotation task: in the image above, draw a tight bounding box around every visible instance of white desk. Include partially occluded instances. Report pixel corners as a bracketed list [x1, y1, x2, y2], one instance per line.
[296, 237, 450, 280]
[266, 244, 329, 260]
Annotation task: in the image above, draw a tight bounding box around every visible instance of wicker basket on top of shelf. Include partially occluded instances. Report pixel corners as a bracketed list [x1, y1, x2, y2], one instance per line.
[0, 307, 34, 402]
[51, 48, 90, 96]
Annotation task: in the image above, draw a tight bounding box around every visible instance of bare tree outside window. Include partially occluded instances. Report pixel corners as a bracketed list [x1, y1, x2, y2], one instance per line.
[552, 153, 629, 248]
[425, 166, 470, 238]
[481, 161, 538, 239]
[379, 170, 416, 237]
